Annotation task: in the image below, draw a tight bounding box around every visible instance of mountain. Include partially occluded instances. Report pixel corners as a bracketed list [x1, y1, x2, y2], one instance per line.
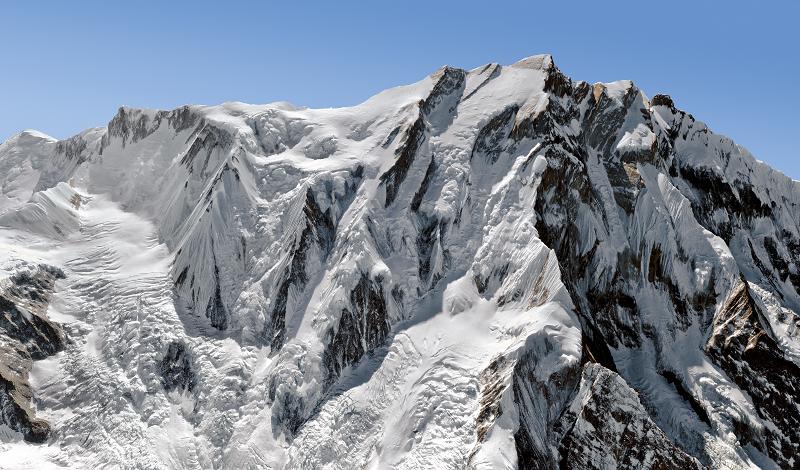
[0, 54, 798, 469]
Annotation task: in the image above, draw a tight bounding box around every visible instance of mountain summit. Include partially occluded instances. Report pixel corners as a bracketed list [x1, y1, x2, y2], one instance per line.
[1, 55, 799, 469]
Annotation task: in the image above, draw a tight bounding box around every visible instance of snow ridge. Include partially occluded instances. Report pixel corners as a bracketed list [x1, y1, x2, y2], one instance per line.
[0, 54, 798, 469]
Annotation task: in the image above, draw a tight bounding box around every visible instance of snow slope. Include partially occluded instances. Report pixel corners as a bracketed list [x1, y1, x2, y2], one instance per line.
[0, 55, 798, 469]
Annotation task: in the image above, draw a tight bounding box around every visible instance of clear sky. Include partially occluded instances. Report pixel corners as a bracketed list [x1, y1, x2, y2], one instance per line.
[2, 1, 798, 178]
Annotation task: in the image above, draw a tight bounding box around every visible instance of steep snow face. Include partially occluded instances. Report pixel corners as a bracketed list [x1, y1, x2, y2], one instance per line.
[0, 54, 798, 469]
[0, 129, 101, 215]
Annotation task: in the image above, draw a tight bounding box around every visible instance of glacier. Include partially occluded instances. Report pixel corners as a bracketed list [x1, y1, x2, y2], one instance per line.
[0, 54, 798, 469]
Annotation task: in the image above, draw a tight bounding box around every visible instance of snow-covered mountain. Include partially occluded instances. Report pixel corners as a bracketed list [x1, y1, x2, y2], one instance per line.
[1, 54, 798, 469]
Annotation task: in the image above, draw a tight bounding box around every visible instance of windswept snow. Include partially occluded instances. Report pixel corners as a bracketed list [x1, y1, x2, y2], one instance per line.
[0, 54, 799, 469]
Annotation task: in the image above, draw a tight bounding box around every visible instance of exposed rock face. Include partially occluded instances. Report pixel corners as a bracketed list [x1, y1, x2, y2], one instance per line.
[706, 280, 800, 467]
[159, 341, 197, 394]
[650, 94, 676, 109]
[0, 54, 798, 469]
[0, 264, 65, 443]
[556, 364, 703, 470]
[266, 188, 338, 350]
[322, 273, 390, 382]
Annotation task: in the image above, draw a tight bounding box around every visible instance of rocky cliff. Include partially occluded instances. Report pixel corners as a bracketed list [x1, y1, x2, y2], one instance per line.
[0, 54, 798, 469]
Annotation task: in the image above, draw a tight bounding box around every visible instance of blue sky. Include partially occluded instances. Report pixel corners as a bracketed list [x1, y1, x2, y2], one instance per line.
[2, 1, 798, 178]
